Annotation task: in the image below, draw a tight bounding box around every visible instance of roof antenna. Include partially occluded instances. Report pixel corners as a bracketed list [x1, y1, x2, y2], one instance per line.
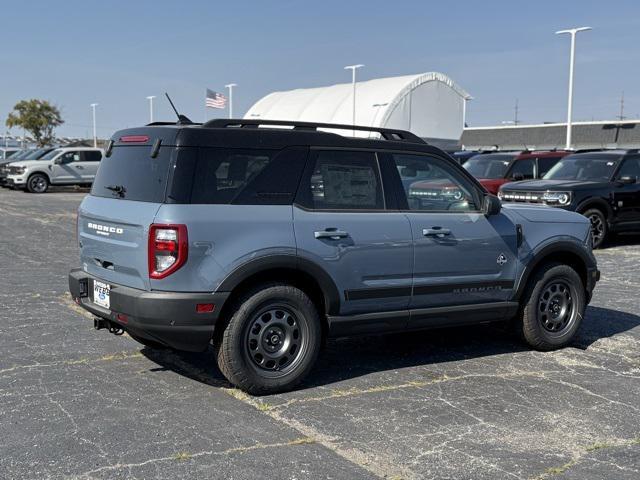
[165, 93, 193, 125]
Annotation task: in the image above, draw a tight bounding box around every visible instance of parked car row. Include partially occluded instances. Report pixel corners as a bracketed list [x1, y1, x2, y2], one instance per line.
[0, 147, 103, 193]
[449, 148, 640, 248]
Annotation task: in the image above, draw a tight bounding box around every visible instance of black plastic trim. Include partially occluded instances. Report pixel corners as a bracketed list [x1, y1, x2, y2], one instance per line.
[216, 254, 342, 315]
[328, 301, 519, 337]
[344, 280, 514, 300]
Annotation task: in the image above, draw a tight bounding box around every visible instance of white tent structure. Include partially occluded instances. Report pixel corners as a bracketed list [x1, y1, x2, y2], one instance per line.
[245, 72, 471, 149]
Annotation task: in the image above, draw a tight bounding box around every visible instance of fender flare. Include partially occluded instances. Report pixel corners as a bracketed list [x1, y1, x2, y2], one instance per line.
[575, 197, 613, 221]
[217, 254, 342, 314]
[515, 240, 595, 300]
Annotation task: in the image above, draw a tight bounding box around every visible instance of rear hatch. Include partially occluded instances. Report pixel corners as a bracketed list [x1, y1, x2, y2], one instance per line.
[78, 140, 175, 290]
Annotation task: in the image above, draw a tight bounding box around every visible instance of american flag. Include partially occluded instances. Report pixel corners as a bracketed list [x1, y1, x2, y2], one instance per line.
[206, 89, 227, 109]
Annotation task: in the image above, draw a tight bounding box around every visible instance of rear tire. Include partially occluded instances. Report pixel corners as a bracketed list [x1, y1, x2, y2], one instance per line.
[214, 283, 322, 395]
[26, 173, 49, 193]
[582, 208, 607, 249]
[516, 262, 585, 351]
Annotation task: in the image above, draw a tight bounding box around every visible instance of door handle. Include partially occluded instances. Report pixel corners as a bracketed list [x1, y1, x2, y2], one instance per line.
[74, 165, 84, 169]
[423, 227, 451, 237]
[314, 228, 349, 240]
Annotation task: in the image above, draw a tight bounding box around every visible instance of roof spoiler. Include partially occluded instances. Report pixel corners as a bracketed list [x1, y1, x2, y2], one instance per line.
[203, 118, 426, 144]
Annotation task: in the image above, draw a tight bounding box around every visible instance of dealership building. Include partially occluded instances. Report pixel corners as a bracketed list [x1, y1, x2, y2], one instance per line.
[245, 72, 471, 150]
[462, 120, 640, 151]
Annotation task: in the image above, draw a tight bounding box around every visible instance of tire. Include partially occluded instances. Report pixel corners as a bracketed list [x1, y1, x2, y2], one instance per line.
[582, 208, 607, 249]
[128, 332, 170, 350]
[516, 262, 585, 351]
[214, 283, 322, 395]
[26, 173, 49, 193]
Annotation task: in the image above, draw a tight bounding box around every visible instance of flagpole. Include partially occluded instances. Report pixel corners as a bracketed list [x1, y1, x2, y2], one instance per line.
[204, 89, 208, 123]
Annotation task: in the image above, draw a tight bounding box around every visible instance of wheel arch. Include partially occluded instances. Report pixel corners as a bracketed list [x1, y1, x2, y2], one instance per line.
[515, 241, 593, 301]
[216, 255, 341, 331]
[27, 169, 51, 181]
[576, 197, 613, 221]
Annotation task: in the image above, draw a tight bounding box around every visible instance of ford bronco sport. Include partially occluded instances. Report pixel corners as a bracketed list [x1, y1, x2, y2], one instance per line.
[499, 150, 640, 248]
[463, 150, 570, 194]
[69, 119, 599, 394]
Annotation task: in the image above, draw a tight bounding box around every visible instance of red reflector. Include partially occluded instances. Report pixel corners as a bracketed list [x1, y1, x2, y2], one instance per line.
[120, 135, 149, 143]
[116, 313, 129, 324]
[155, 240, 177, 252]
[196, 303, 215, 313]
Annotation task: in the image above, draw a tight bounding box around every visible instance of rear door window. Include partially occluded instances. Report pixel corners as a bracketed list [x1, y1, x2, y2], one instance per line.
[537, 156, 562, 177]
[297, 150, 384, 210]
[508, 158, 535, 180]
[91, 146, 172, 202]
[82, 151, 102, 162]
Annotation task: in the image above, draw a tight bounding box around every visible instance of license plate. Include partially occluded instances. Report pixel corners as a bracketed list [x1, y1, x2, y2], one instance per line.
[93, 280, 111, 309]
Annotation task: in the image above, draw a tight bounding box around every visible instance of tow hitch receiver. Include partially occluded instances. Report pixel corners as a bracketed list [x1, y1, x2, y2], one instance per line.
[94, 317, 124, 335]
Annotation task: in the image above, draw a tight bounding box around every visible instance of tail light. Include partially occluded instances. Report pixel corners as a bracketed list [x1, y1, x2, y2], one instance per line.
[148, 224, 188, 279]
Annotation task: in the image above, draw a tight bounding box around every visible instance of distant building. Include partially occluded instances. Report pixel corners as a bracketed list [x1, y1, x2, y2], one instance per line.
[245, 72, 471, 150]
[462, 120, 640, 151]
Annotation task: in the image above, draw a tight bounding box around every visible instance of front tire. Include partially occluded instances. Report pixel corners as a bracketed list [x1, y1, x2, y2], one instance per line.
[583, 208, 607, 249]
[215, 284, 322, 395]
[26, 173, 49, 193]
[517, 263, 585, 351]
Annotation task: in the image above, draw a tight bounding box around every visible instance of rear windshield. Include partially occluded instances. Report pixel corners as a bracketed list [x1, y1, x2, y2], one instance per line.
[463, 154, 515, 179]
[91, 146, 172, 203]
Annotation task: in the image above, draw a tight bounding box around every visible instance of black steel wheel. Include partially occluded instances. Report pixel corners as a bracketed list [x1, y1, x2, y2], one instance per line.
[215, 283, 321, 395]
[245, 306, 309, 377]
[516, 262, 585, 350]
[537, 280, 578, 335]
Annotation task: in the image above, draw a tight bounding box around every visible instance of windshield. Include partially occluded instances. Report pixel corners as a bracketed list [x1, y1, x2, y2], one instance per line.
[40, 149, 63, 161]
[463, 154, 514, 179]
[5, 150, 27, 160]
[23, 148, 51, 160]
[543, 154, 620, 181]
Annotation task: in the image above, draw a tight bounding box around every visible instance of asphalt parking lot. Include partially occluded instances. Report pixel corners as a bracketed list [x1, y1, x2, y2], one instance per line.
[0, 187, 639, 480]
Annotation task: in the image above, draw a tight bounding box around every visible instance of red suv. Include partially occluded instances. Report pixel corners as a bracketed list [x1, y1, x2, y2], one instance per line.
[463, 150, 570, 194]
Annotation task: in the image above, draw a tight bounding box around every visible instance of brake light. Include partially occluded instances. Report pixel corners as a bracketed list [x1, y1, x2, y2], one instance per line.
[148, 224, 188, 279]
[120, 135, 149, 143]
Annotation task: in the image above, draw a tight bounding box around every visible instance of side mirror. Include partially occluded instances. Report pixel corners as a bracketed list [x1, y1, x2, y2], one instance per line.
[483, 194, 502, 216]
[618, 176, 637, 185]
[511, 172, 525, 181]
[54, 157, 62, 165]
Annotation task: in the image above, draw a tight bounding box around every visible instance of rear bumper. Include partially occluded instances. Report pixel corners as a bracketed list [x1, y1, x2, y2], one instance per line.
[68, 268, 229, 352]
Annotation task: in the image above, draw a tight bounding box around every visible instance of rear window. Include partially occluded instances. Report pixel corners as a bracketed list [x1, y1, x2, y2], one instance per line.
[91, 146, 172, 203]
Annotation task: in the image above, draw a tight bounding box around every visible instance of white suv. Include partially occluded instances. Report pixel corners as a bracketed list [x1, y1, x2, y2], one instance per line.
[5, 147, 104, 193]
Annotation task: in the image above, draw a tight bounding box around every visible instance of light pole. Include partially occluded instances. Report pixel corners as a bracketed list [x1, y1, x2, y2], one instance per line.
[556, 26, 591, 150]
[90, 103, 98, 148]
[225, 83, 237, 118]
[344, 64, 364, 134]
[146, 96, 156, 123]
[462, 95, 473, 130]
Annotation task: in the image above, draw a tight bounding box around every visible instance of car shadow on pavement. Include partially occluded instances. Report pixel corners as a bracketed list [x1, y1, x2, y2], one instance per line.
[139, 305, 640, 393]
[605, 232, 640, 248]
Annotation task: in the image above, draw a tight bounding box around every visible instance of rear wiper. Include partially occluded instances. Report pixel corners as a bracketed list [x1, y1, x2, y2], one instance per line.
[105, 184, 126, 197]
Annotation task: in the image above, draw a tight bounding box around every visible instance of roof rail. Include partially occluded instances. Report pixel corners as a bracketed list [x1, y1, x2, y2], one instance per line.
[202, 118, 426, 144]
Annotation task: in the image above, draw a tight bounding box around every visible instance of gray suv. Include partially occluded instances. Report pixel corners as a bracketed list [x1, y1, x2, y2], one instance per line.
[69, 119, 599, 394]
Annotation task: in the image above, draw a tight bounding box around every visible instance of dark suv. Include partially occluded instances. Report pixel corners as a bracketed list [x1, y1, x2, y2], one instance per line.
[499, 150, 640, 248]
[463, 151, 570, 194]
[68, 119, 598, 394]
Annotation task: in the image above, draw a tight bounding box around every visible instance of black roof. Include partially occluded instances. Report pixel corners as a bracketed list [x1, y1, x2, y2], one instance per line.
[110, 119, 444, 156]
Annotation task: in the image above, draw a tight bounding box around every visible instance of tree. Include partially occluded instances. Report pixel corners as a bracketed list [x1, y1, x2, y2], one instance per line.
[6, 99, 64, 147]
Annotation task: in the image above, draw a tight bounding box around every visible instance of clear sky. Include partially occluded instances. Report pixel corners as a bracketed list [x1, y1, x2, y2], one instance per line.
[1, 0, 639, 138]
